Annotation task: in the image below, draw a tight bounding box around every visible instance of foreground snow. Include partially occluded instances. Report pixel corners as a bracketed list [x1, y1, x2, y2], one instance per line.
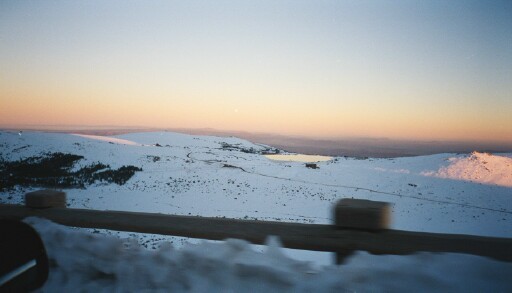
[26, 217, 512, 292]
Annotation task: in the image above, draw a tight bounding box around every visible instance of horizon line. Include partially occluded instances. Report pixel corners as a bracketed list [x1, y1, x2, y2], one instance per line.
[1, 123, 512, 145]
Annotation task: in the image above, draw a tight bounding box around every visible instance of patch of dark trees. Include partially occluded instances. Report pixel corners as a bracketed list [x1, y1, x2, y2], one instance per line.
[220, 142, 280, 155]
[0, 152, 142, 191]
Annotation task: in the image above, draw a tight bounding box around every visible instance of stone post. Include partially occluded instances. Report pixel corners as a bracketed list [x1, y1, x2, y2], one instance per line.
[25, 190, 67, 209]
[334, 198, 390, 264]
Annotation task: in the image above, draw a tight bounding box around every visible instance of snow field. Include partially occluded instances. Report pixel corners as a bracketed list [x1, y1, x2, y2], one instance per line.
[1, 130, 511, 276]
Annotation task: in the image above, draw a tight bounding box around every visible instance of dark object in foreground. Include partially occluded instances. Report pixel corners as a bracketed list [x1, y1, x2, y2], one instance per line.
[25, 189, 67, 209]
[335, 198, 390, 231]
[334, 199, 390, 263]
[0, 220, 49, 291]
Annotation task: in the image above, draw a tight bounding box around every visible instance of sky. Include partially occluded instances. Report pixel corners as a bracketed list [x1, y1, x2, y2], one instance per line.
[1, 0, 511, 142]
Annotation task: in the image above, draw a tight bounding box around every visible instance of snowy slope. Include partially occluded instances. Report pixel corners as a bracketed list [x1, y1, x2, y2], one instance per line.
[422, 151, 512, 187]
[1, 131, 512, 251]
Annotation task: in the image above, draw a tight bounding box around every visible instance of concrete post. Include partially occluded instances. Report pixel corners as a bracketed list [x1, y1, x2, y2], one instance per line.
[334, 198, 390, 264]
[25, 190, 66, 209]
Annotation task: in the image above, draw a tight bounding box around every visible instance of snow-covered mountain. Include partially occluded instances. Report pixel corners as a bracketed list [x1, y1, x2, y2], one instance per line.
[2, 130, 512, 290]
[422, 151, 512, 187]
[2, 130, 510, 237]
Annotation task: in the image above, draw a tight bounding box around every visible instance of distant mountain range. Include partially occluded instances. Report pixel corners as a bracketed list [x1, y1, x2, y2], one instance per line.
[2, 125, 511, 158]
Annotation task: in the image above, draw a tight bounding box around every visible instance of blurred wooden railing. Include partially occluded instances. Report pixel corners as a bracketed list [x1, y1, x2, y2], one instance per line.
[0, 190, 511, 263]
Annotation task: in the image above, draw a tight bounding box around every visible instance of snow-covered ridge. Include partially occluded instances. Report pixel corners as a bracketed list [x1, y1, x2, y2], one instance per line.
[72, 134, 141, 146]
[422, 152, 512, 187]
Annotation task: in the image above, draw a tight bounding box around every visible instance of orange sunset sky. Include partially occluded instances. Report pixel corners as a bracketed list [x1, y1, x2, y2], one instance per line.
[1, 1, 511, 142]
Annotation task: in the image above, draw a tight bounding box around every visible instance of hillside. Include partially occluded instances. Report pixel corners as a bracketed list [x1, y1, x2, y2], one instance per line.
[2, 130, 512, 290]
[1, 131, 511, 259]
[422, 151, 512, 187]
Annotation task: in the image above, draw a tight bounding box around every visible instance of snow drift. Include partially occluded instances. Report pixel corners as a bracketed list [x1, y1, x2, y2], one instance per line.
[25, 217, 512, 292]
[422, 152, 512, 187]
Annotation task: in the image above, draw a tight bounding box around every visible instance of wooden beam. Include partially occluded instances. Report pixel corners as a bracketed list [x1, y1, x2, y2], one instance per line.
[1, 204, 511, 262]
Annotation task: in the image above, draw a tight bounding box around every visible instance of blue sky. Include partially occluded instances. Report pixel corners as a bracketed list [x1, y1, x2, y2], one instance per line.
[1, 0, 511, 141]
